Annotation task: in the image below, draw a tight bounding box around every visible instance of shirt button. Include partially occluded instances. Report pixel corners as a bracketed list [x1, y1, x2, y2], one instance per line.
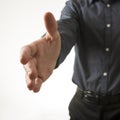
[107, 4, 111, 8]
[103, 72, 108, 76]
[85, 95, 88, 98]
[106, 24, 111, 28]
[105, 48, 110, 52]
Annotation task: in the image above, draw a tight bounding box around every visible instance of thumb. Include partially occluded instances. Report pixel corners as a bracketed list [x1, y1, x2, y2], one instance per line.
[44, 12, 58, 38]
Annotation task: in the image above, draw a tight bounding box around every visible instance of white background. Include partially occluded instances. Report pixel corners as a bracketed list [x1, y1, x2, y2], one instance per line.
[0, 0, 76, 120]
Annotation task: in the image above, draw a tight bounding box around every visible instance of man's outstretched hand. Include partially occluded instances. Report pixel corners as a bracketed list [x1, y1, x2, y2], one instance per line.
[20, 12, 61, 92]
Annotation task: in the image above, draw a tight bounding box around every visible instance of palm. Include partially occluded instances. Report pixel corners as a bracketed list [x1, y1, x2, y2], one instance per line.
[34, 32, 60, 81]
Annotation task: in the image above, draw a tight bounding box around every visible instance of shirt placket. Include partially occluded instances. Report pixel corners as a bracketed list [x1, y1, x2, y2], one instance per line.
[101, 1, 112, 94]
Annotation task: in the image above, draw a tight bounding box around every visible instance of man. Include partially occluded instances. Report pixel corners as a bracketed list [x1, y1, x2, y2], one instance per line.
[20, 0, 120, 119]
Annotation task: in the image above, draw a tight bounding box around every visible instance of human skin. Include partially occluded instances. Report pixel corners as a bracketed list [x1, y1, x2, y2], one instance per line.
[20, 12, 61, 92]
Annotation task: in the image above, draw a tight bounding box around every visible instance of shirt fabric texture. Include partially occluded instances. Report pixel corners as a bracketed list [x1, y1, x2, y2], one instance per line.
[56, 0, 120, 95]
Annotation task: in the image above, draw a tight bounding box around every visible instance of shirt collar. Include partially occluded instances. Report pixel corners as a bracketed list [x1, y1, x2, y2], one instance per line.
[88, 0, 97, 4]
[88, 0, 112, 4]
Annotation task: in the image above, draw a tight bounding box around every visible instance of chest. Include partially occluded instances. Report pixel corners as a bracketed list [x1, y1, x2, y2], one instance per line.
[78, 0, 120, 47]
[79, 1, 120, 34]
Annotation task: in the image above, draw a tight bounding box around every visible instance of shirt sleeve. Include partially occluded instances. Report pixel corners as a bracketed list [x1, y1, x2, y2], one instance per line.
[55, 0, 80, 68]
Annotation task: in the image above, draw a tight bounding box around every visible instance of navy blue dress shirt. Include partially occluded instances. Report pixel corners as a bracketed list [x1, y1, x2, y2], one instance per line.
[56, 0, 120, 95]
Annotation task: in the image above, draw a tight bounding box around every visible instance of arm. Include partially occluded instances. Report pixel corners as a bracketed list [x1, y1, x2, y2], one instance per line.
[55, 0, 80, 67]
[20, 0, 79, 93]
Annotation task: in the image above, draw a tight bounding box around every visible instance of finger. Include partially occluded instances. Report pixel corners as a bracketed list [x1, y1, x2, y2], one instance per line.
[44, 12, 58, 38]
[33, 77, 43, 93]
[24, 59, 37, 80]
[20, 44, 37, 65]
[25, 73, 35, 90]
